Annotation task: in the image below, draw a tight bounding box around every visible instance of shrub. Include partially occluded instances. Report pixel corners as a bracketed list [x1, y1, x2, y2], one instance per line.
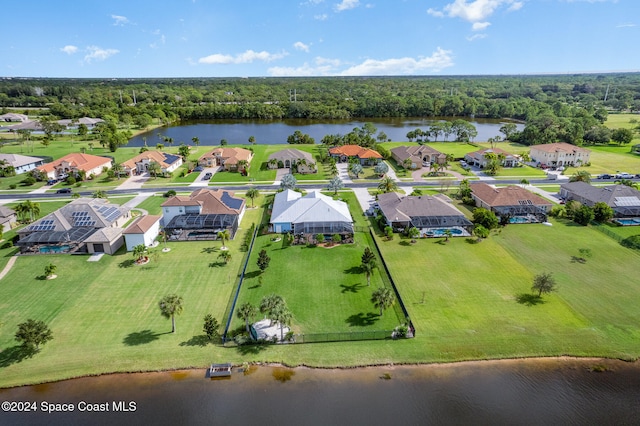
[66, 176, 76, 185]
[9, 184, 17, 190]
[21, 176, 36, 186]
[163, 190, 177, 198]
[621, 235, 640, 250]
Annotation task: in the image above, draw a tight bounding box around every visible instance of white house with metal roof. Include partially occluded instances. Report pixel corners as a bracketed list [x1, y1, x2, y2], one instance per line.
[270, 189, 353, 235]
[0, 153, 45, 175]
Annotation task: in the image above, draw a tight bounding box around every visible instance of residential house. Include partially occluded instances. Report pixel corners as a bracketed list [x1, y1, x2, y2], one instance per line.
[560, 182, 640, 220]
[123, 215, 162, 251]
[390, 145, 447, 169]
[0, 206, 17, 233]
[161, 188, 245, 240]
[121, 151, 183, 176]
[36, 153, 112, 180]
[84, 228, 125, 255]
[270, 189, 353, 236]
[0, 113, 29, 122]
[0, 153, 45, 175]
[267, 149, 316, 174]
[464, 148, 518, 168]
[530, 143, 591, 167]
[198, 147, 253, 172]
[329, 145, 383, 166]
[377, 191, 472, 236]
[16, 198, 130, 254]
[470, 182, 552, 223]
[56, 117, 105, 128]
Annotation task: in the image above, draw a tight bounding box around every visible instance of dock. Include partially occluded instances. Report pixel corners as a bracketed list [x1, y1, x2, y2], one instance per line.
[209, 363, 232, 379]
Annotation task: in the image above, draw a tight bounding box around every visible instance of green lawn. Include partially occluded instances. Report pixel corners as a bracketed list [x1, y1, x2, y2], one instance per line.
[562, 144, 640, 175]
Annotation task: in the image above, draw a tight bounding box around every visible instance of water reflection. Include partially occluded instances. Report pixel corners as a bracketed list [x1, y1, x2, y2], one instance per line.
[1, 359, 639, 426]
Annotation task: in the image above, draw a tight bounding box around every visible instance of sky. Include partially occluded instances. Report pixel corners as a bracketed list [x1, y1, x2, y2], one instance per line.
[1, 0, 638, 78]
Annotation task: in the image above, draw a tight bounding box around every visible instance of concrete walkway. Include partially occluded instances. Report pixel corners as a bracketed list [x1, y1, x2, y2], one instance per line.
[0, 255, 18, 280]
[122, 192, 154, 212]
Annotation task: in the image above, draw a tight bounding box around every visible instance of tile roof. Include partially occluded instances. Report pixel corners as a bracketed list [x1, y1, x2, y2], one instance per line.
[199, 147, 253, 165]
[122, 151, 181, 170]
[377, 192, 468, 221]
[465, 147, 515, 161]
[37, 153, 112, 174]
[123, 215, 161, 234]
[391, 145, 446, 162]
[531, 142, 590, 154]
[161, 188, 245, 214]
[471, 183, 552, 207]
[329, 145, 383, 159]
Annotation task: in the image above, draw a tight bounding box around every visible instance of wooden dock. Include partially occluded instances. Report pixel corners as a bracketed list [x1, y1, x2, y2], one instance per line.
[209, 363, 232, 379]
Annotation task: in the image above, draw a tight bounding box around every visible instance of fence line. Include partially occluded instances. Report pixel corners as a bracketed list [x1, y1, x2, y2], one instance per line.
[294, 330, 393, 343]
[591, 222, 623, 242]
[366, 229, 415, 336]
[221, 223, 258, 343]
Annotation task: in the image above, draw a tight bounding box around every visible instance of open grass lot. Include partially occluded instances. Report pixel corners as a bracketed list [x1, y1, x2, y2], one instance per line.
[377, 219, 640, 362]
[229, 232, 400, 336]
[492, 165, 547, 179]
[563, 144, 640, 176]
[604, 113, 640, 132]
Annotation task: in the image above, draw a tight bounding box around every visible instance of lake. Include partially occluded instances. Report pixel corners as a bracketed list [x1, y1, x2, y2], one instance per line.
[126, 118, 523, 147]
[1, 358, 639, 426]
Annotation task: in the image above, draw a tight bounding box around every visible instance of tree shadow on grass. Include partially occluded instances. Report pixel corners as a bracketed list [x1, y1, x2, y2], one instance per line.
[343, 266, 362, 275]
[399, 241, 411, 246]
[571, 256, 587, 264]
[236, 343, 269, 355]
[209, 262, 226, 268]
[179, 335, 210, 347]
[346, 312, 379, 327]
[247, 284, 262, 289]
[515, 293, 545, 306]
[201, 246, 218, 254]
[340, 283, 364, 293]
[433, 239, 447, 245]
[118, 259, 135, 268]
[123, 329, 165, 346]
[0, 345, 37, 368]
[243, 270, 261, 279]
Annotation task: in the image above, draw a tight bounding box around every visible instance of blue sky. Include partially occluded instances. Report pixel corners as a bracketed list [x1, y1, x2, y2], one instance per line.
[2, 0, 637, 78]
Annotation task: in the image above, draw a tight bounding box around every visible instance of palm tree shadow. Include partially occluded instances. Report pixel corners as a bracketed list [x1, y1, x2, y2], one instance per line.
[346, 312, 379, 327]
[236, 343, 269, 355]
[515, 293, 545, 306]
[209, 262, 225, 268]
[343, 266, 361, 275]
[201, 246, 218, 254]
[118, 259, 135, 268]
[340, 283, 364, 293]
[123, 329, 165, 346]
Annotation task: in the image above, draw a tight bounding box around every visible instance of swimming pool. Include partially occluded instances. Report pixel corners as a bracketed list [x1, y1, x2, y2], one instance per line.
[615, 218, 640, 226]
[426, 228, 464, 237]
[39, 245, 70, 253]
[509, 217, 531, 224]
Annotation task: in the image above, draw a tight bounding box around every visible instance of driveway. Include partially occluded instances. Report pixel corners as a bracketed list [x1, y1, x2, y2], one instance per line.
[336, 163, 353, 184]
[190, 166, 220, 187]
[116, 173, 151, 190]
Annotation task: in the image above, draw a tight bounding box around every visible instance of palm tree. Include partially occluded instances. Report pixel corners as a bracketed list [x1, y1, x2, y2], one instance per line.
[246, 187, 259, 207]
[248, 135, 256, 145]
[569, 170, 591, 183]
[350, 163, 363, 178]
[378, 176, 398, 193]
[218, 251, 231, 264]
[520, 178, 529, 188]
[402, 158, 413, 170]
[92, 190, 107, 199]
[112, 163, 124, 180]
[133, 244, 148, 263]
[191, 136, 200, 147]
[217, 229, 230, 250]
[361, 258, 377, 287]
[237, 159, 249, 175]
[371, 287, 396, 316]
[407, 226, 420, 242]
[237, 302, 257, 334]
[327, 176, 344, 195]
[147, 161, 162, 179]
[159, 294, 184, 333]
[329, 162, 339, 177]
[15, 200, 40, 223]
[272, 304, 293, 341]
[443, 229, 453, 242]
[260, 294, 284, 325]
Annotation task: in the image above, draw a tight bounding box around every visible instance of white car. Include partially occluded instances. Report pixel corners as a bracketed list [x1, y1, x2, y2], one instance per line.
[615, 172, 633, 179]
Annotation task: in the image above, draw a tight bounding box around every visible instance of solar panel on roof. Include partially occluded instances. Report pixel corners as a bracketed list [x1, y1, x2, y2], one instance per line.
[615, 197, 640, 207]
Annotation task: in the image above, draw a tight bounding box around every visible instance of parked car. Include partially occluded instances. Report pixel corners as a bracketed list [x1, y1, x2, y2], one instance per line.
[56, 188, 72, 194]
[597, 174, 612, 179]
[203, 172, 212, 180]
[615, 172, 633, 179]
[47, 179, 58, 185]
[193, 166, 203, 172]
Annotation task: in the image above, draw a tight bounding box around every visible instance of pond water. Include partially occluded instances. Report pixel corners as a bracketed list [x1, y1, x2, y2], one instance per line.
[1, 359, 639, 425]
[126, 118, 523, 147]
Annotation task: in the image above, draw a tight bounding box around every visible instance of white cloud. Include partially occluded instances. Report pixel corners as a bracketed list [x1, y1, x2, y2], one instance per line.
[340, 48, 454, 75]
[294, 41, 310, 52]
[111, 15, 130, 26]
[60, 45, 78, 55]
[616, 23, 636, 28]
[199, 50, 288, 64]
[334, 0, 360, 12]
[269, 49, 454, 76]
[428, 0, 523, 23]
[314, 13, 329, 20]
[564, 0, 617, 3]
[84, 46, 119, 63]
[466, 33, 488, 41]
[472, 21, 491, 30]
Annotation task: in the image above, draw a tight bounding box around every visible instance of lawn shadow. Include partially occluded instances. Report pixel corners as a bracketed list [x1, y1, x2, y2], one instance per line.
[343, 266, 362, 275]
[209, 261, 226, 268]
[433, 239, 447, 245]
[570, 256, 587, 264]
[399, 241, 411, 246]
[179, 335, 210, 347]
[243, 270, 261, 279]
[236, 343, 270, 355]
[340, 283, 364, 293]
[515, 293, 545, 306]
[201, 246, 218, 254]
[123, 329, 164, 346]
[118, 259, 135, 268]
[346, 312, 379, 327]
[247, 284, 262, 289]
[0, 345, 37, 368]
